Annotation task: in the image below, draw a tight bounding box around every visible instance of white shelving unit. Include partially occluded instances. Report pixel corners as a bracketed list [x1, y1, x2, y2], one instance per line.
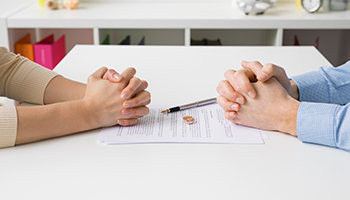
[3, 0, 350, 65]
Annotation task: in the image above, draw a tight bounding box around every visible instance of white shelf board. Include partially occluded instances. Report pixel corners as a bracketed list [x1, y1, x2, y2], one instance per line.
[7, 1, 350, 29]
[0, 0, 33, 18]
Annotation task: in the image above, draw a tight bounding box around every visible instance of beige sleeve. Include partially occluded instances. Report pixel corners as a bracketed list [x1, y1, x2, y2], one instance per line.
[0, 47, 59, 104]
[0, 47, 60, 148]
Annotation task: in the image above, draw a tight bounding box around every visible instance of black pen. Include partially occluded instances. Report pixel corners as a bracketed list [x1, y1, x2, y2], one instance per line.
[161, 98, 217, 114]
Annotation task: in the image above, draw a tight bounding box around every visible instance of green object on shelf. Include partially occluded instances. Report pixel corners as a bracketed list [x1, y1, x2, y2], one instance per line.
[101, 35, 110, 45]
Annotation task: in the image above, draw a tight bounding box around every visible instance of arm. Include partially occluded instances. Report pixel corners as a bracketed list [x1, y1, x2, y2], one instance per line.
[15, 67, 150, 145]
[219, 76, 350, 152]
[297, 101, 350, 152]
[0, 47, 150, 148]
[291, 61, 350, 105]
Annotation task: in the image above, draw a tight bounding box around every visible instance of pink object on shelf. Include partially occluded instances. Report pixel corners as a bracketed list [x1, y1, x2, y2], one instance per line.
[33, 34, 66, 70]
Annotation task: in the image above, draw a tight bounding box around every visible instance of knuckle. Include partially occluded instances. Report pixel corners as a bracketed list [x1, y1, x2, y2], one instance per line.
[87, 75, 94, 82]
[251, 61, 260, 65]
[224, 70, 235, 79]
[264, 63, 274, 71]
[132, 77, 141, 83]
[128, 67, 137, 74]
[234, 70, 244, 78]
[133, 98, 140, 105]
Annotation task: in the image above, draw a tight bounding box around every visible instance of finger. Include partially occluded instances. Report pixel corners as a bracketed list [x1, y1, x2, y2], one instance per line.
[117, 118, 138, 126]
[119, 67, 137, 88]
[120, 77, 142, 100]
[216, 80, 245, 104]
[123, 91, 151, 108]
[224, 110, 237, 121]
[217, 95, 240, 112]
[121, 106, 150, 118]
[102, 69, 123, 83]
[241, 61, 264, 77]
[88, 67, 108, 82]
[228, 69, 257, 98]
[260, 63, 290, 89]
[131, 80, 149, 97]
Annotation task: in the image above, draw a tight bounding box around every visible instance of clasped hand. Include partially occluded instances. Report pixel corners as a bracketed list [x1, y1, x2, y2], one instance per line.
[216, 61, 300, 136]
[84, 67, 151, 128]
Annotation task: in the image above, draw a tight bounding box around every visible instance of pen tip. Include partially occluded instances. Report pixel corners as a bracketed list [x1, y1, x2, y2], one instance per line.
[161, 110, 168, 114]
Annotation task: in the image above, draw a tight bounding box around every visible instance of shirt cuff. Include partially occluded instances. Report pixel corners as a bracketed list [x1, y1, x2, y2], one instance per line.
[297, 102, 337, 148]
[291, 71, 329, 103]
[0, 106, 17, 148]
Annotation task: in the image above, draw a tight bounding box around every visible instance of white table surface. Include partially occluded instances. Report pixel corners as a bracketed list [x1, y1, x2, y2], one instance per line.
[1, 45, 350, 200]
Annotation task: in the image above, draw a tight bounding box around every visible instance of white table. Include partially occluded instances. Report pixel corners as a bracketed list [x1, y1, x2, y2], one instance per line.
[1, 45, 350, 200]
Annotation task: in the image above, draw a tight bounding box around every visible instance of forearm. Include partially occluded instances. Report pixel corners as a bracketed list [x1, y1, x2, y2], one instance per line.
[15, 100, 97, 145]
[44, 76, 86, 104]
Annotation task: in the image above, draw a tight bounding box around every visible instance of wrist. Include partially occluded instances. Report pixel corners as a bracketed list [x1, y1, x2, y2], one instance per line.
[278, 98, 300, 136]
[289, 80, 300, 100]
[78, 98, 101, 129]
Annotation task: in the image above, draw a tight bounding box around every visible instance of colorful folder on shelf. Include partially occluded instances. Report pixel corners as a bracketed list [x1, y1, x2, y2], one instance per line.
[33, 34, 66, 70]
[15, 34, 35, 61]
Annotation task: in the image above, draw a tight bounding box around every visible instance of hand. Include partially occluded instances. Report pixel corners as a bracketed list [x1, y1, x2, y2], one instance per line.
[82, 67, 150, 128]
[225, 61, 292, 99]
[226, 77, 300, 136]
[101, 67, 151, 126]
[217, 61, 299, 120]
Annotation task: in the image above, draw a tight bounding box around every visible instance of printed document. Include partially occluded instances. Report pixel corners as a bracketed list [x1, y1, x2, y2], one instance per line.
[98, 103, 264, 144]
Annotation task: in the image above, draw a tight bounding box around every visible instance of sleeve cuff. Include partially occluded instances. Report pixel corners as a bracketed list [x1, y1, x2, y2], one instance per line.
[297, 102, 337, 148]
[0, 106, 17, 148]
[291, 71, 329, 103]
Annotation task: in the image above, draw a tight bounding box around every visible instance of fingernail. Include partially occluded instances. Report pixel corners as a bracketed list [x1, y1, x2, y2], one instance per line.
[229, 112, 236, 118]
[121, 93, 128, 100]
[113, 73, 122, 81]
[236, 97, 244, 104]
[124, 102, 132, 108]
[123, 110, 131, 115]
[247, 91, 255, 98]
[259, 72, 268, 80]
[231, 104, 238, 111]
[118, 120, 124, 125]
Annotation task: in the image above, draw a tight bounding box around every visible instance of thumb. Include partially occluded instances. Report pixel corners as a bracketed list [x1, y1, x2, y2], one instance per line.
[241, 60, 264, 78]
[260, 63, 290, 90]
[103, 69, 123, 83]
[89, 67, 108, 82]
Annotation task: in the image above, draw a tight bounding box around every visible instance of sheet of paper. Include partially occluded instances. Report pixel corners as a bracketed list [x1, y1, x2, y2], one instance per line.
[98, 103, 264, 144]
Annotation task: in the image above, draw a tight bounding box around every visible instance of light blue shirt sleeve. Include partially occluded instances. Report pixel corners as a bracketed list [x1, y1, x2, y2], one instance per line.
[291, 61, 350, 105]
[291, 61, 350, 152]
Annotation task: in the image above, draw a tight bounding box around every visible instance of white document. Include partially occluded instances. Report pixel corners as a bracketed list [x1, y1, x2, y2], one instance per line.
[98, 103, 264, 144]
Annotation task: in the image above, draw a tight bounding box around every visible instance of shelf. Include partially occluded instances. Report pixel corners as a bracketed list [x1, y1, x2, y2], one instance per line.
[191, 29, 279, 46]
[7, 1, 350, 29]
[99, 29, 184, 46]
[3, 1, 350, 66]
[8, 28, 94, 53]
